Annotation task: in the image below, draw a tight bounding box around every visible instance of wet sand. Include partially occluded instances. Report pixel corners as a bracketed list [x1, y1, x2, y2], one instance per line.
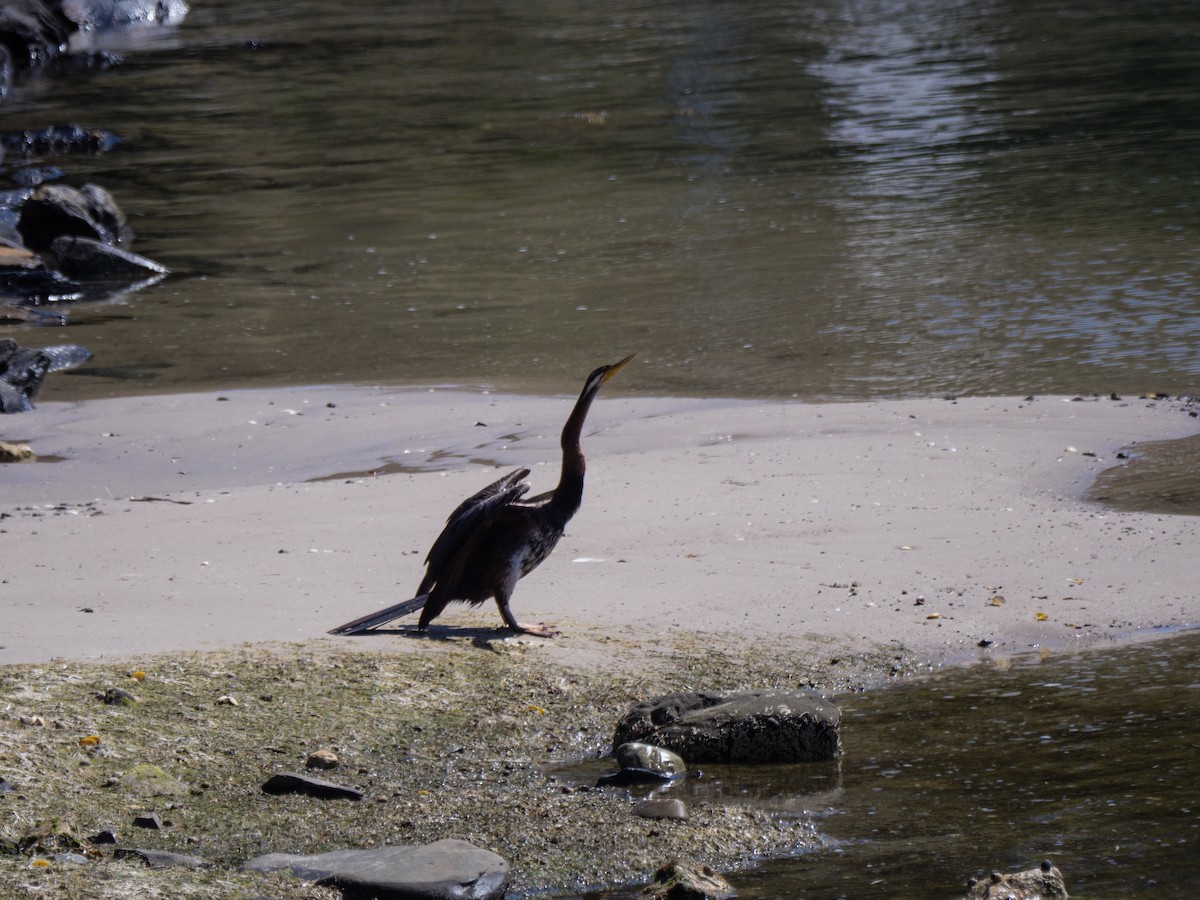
[3, 386, 1198, 667]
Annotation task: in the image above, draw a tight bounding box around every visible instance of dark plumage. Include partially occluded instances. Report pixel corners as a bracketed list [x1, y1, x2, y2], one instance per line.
[329, 354, 634, 637]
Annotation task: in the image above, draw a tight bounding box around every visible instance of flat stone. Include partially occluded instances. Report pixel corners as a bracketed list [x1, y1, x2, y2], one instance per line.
[613, 689, 842, 764]
[114, 847, 212, 870]
[261, 771, 363, 801]
[635, 799, 688, 821]
[243, 838, 509, 900]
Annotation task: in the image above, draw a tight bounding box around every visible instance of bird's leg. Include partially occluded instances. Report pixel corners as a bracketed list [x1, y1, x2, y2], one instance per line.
[495, 587, 559, 638]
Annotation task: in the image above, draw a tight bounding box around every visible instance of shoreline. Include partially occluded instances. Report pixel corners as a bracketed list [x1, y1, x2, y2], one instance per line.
[2, 385, 1198, 668]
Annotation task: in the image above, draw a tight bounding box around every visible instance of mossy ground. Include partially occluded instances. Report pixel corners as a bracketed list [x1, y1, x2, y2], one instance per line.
[0, 628, 917, 898]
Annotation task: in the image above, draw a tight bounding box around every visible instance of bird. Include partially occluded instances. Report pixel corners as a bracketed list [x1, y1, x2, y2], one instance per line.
[329, 353, 634, 638]
[0, 338, 92, 413]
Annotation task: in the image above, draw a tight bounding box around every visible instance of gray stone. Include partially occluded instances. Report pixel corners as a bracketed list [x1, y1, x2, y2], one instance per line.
[114, 847, 212, 870]
[613, 689, 841, 763]
[243, 838, 509, 900]
[615, 742, 686, 776]
[635, 799, 688, 821]
[964, 860, 1069, 899]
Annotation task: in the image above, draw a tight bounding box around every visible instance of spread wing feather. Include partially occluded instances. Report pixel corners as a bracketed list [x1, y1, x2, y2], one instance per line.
[326, 468, 531, 636]
[423, 468, 530, 573]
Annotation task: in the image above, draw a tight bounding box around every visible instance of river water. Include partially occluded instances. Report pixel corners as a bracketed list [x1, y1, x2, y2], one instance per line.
[577, 630, 1200, 899]
[4, 2, 1200, 896]
[3, 0, 1199, 401]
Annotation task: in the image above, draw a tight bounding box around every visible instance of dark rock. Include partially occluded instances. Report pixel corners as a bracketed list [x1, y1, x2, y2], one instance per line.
[87, 828, 118, 845]
[642, 859, 735, 900]
[0, 777, 14, 792]
[243, 838, 509, 900]
[51, 234, 168, 279]
[613, 689, 841, 764]
[0, 337, 93, 412]
[964, 860, 1069, 899]
[261, 771, 363, 801]
[597, 767, 677, 788]
[114, 847, 212, 870]
[132, 812, 164, 830]
[635, 799, 688, 821]
[1, 124, 120, 156]
[17, 182, 131, 251]
[0, 2, 72, 72]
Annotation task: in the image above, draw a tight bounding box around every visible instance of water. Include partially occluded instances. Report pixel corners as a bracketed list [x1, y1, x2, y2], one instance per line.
[2, 0, 1198, 401]
[580, 629, 1200, 898]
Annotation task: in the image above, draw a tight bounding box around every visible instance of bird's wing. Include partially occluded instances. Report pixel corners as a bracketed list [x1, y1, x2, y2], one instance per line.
[423, 468, 531, 572]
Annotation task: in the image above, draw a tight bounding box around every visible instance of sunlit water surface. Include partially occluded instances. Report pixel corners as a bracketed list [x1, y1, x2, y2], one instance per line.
[571, 630, 1200, 899]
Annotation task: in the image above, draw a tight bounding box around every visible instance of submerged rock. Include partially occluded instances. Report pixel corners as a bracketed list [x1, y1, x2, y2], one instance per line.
[0, 336, 92, 412]
[964, 860, 1069, 899]
[598, 742, 688, 787]
[614, 690, 841, 764]
[244, 838, 509, 900]
[643, 859, 735, 900]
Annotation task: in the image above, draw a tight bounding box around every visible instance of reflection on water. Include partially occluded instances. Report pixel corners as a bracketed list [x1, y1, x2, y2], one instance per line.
[2, 0, 1198, 401]
[578, 630, 1200, 899]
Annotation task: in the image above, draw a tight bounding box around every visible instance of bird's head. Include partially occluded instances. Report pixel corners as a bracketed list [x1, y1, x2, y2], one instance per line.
[583, 353, 635, 396]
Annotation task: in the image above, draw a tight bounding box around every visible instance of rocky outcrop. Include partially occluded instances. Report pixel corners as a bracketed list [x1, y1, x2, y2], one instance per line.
[614, 689, 841, 764]
[244, 839, 510, 900]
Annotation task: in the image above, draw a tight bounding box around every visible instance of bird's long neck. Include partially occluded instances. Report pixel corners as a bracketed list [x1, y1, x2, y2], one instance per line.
[550, 384, 599, 517]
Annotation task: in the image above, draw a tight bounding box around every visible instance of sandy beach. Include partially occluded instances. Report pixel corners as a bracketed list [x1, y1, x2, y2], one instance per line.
[3, 385, 1197, 669]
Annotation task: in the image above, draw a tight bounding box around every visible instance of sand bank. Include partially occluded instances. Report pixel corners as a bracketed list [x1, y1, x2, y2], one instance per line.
[3, 386, 1197, 667]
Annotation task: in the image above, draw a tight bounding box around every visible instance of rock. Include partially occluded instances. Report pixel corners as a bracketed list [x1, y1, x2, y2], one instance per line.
[305, 748, 339, 770]
[243, 838, 509, 900]
[598, 742, 688, 787]
[261, 771, 363, 801]
[87, 828, 118, 845]
[0, 440, 35, 462]
[61, 0, 190, 33]
[0, 337, 93, 412]
[0, 777, 14, 792]
[17, 182, 131, 252]
[119, 763, 188, 797]
[103, 687, 138, 706]
[131, 812, 164, 830]
[1, 124, 119, 156]
[614, 690, 841, 764]
[616, 742, 687, 776]
[0, 3, 72, 73]
[642, 859, 735, 900]
[634, 799, 688, 821]
[964, 861, 1069, 899]
[50, 234, 168, 279]
[114, 847, 211, 870]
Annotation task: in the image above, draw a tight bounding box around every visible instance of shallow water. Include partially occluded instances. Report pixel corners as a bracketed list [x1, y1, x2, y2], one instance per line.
[2, 0, 1199, 402]
[580, 629, 1200, 898]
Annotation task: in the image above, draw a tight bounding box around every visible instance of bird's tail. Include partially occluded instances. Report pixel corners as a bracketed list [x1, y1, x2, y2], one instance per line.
[328, 594, 429, 635]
